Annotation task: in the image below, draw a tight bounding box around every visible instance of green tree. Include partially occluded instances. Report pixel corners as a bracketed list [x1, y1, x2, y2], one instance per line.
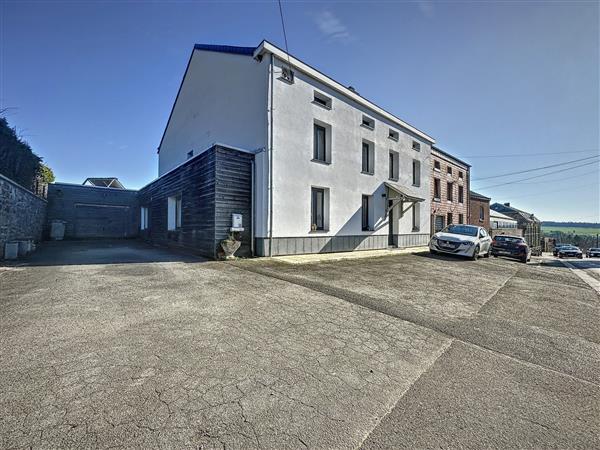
[0, 116, 54, 190]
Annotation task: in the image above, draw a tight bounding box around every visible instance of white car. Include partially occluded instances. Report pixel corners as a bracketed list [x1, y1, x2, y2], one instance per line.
[429, 224, 492, 260]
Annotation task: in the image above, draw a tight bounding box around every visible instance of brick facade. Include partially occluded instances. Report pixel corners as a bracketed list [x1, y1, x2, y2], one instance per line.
[469, 191, 491, 231]
[430, 147, 470, 234]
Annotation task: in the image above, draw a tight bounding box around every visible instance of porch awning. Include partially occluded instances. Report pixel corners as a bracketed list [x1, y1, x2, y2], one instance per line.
[384, 182, 424, 217]
[384, 182, 425, 203]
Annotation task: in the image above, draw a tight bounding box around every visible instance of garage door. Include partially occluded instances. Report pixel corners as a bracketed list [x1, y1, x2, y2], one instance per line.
[74, 204, 130, 238]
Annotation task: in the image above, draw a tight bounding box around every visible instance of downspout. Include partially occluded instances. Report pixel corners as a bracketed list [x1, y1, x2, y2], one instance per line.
[268, 53, 275, 257]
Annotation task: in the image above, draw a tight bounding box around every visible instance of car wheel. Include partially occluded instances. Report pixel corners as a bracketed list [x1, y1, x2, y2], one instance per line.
[471, 245, 480, 261]
[521, 255, 527, 263]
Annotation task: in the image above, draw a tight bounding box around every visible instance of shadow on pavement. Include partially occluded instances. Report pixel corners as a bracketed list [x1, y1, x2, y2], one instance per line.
[1, 239, 208, 267]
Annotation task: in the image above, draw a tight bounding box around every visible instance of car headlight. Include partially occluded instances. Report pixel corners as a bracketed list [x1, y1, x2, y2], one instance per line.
[460, 240, 473, 246]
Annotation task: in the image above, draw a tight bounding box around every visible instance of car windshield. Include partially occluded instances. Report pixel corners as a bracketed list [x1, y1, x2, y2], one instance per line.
[443, 225, 478, 237]
[495, 236, 523, 243]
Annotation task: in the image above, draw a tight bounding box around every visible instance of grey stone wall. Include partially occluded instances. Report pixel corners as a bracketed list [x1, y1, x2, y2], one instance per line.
[0, 173, 47, 258]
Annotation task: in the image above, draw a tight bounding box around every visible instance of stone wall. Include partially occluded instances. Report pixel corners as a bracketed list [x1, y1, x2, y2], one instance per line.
[0, 173, 47, 258]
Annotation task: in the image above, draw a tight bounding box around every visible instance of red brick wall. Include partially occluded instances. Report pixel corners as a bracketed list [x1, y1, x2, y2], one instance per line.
[469, 197, 490, 231]
[430, 152, 469, 233]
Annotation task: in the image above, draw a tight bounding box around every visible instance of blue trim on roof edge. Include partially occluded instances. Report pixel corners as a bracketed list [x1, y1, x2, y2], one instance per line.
[193, 44, 256, 55]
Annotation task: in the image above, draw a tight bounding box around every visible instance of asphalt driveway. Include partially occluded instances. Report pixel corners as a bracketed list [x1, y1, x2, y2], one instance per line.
[1, 241, 598, 448]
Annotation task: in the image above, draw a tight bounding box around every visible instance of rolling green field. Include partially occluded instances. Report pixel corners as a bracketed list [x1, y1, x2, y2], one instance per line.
[542, 226, 600, 236]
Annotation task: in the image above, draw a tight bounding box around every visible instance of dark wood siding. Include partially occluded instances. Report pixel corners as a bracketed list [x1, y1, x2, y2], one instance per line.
[138, 145, 253, 259]
[138, 148, 217, 257]
[215, 147, 253, 257]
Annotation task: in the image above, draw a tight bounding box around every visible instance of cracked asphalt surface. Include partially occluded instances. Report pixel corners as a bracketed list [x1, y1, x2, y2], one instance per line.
[1, 241, 599, 449]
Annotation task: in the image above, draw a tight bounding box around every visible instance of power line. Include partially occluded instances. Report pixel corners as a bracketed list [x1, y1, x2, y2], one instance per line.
[472, 155, 599, 181]
[495, 181, 600, 201]
[463, 149, 598, 158]
[484, 169, 599, 187]
[277, 0, 293, 72]
[475, 160, 599, 190]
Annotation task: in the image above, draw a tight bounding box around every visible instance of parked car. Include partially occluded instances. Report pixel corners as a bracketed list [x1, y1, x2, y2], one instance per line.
[490, 235, 531, 263]
[586, 247, 600, 258]
[557, 246, 583, 259]
[553, 244, 571, 257]
[429, 224, 492, 260]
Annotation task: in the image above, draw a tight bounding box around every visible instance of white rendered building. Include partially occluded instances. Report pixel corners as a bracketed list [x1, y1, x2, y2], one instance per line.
[156, 41, 436, 257]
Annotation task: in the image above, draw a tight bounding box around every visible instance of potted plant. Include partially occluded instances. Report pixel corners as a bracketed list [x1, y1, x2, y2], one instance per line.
[220, 232, 241, 259]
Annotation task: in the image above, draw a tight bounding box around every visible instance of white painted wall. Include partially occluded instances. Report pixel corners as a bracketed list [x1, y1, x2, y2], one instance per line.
[158, 50, 268, 176]
[269, 56, 432, 239]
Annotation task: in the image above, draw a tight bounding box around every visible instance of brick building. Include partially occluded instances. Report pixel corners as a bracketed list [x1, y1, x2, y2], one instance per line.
[430, 147, 470, 234]
[469, 191, 491, 230]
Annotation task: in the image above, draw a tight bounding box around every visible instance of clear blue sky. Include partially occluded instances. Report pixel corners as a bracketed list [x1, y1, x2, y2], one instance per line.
[1, 0, 598, 222]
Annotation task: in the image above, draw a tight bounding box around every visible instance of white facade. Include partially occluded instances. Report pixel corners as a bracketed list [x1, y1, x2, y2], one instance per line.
[157, 41, 436, 256]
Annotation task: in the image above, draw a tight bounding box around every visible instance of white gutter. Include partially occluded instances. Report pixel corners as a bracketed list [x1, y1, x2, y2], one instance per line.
[253, 40, 436, 144]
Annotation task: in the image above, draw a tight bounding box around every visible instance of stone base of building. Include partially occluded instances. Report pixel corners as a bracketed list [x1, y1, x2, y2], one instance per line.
[255, 233, 430, 257]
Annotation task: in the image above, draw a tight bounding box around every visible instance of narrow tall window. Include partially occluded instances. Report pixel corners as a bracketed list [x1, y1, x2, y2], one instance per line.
[447, 182, 453, 201]
[447, 212, 453, 225]
[412, 160, 421, 186]
[479, 205, 485, 222]
[311, 188, 325, 231]
[140, 207, 148, 230]
[458, 185, 464, 204]
[458, 213, 464, 224]
[412, 203, 420, 232]
[313, 124, 326, 162]
[434, 160, 441, 171]
[362, 142, 371, 173]
[167, 195, 182, 230]
[447, 166, 453, 176]
[362, 195, 370, 231]
[434, 178, 441, 200]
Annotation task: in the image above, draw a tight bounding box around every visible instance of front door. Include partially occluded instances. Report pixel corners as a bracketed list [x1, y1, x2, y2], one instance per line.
[434, 215, 445, 233]
[388, 200, 395, 246]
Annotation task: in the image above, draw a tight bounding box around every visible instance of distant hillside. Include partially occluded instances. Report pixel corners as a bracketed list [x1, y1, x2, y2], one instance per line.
[542, 221, 599, 228]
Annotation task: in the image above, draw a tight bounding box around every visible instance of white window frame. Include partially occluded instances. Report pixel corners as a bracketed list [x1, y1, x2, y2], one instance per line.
[140, 206, 149, 230]
[168, 194, 182, 230]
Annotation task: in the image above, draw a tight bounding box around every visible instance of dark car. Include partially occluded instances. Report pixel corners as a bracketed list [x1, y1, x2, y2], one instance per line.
[558, 246, 583, 259]
[491, 235, 531, 263]
[586, 247, 600, 258]
[553, 244, 571, 257]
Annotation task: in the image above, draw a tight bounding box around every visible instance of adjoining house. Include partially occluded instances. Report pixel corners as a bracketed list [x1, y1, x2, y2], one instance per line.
[491, 202, 542, 253]
[83, 177, 125, 189]
[140, 40, 436, 258]
[469, 191, 491, 230]
[430, 147, 470, 233]
[490, 209, 522, 237]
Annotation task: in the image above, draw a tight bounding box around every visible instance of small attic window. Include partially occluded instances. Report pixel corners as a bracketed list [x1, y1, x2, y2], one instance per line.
[361, 116, 375, 129]
[280, 66, 295, 83]
[388, 129, 399, 141]
[313, 91, 332, 109]
[412, 140, 421, 151]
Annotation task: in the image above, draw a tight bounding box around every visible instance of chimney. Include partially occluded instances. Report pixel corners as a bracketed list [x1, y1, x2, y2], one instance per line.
[504, 202, 510, 207]
[348, 86, 358, 94]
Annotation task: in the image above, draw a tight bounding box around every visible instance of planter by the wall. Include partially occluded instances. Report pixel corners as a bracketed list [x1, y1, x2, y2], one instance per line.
[220, 239, 241, 259]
